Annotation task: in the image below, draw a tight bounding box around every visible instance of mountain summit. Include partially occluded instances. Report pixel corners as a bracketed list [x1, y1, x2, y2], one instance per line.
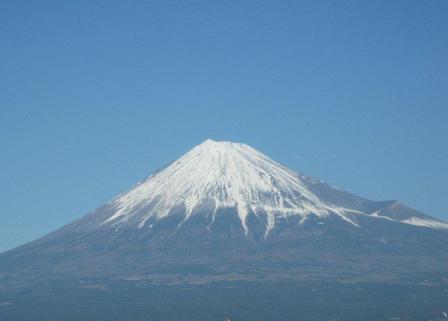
[1, 140, 448, 286]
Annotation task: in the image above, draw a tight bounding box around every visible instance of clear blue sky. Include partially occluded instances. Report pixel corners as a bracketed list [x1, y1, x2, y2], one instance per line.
[1, 0, 447, 252]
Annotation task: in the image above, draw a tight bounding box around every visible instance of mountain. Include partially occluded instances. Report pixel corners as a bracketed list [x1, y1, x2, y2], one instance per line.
[1, 139, 447, 289]
[1, 139, 448, 321]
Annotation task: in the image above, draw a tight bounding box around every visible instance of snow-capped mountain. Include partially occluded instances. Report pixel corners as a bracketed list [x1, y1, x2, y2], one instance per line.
[1, 139, 448, 287]
[100, 139, 447, 233]
[104, 139, 350, 232]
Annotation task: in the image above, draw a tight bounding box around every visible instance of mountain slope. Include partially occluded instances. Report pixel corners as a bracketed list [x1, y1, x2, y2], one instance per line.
[1, 139, 447, 288]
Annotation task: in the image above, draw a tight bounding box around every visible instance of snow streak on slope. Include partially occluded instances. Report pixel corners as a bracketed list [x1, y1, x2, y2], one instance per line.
[402, 217, 448, 229]
[103, 139, 347, 233]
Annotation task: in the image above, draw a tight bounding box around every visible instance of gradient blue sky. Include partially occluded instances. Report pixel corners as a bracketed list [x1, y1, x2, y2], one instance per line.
[1, 0, 447, 252]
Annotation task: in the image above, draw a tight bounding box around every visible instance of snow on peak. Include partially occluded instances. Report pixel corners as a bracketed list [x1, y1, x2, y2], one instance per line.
[103, 139, 340, 233]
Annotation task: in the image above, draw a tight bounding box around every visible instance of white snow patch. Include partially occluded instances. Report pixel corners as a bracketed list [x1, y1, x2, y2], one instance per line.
[402, 217, 448, 229]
